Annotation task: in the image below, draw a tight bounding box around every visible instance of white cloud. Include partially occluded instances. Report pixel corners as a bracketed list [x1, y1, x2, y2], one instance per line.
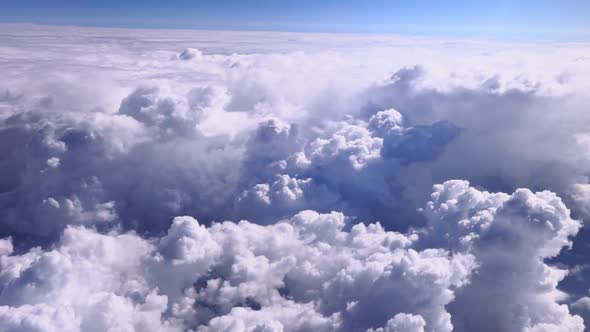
[572, 297, 590, 312]
[423, 180, 583, 331]
[178, 48, 203, 61]
[0, 23, 589, 331]
[368, 313, 427, 332]
[0, 181, 583, 331]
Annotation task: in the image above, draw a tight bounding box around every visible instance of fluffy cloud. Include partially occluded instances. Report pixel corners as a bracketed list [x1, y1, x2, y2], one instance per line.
[0, 181, 582, 331]
[0, 23, 590, 331]
[423, 180, 583, 331]
[0, 227, 174, 332]
[573, 297, 590, 311]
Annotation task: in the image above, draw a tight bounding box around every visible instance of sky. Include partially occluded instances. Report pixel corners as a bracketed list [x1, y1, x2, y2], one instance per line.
[1, 0, 590, 39]
[2, 4, 590, 332]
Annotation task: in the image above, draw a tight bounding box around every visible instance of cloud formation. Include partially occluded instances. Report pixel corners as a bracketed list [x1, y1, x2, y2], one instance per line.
[0, 23, 590, 331]
[0, 181, 582, 331]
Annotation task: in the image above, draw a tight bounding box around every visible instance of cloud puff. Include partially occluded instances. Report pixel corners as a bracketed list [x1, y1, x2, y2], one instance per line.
[178, 48, 203, 61]
[368, 313, 427, 332]
[572, 297, 590, 312]
[423, 180, 583, 331]
[0, 226, 174, 332]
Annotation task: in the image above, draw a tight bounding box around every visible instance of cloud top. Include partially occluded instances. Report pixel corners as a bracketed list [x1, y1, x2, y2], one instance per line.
[0, 24, 589, 331]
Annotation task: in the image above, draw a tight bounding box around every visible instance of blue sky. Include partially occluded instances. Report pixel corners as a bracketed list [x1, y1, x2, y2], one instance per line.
[1, 0, 589, 40]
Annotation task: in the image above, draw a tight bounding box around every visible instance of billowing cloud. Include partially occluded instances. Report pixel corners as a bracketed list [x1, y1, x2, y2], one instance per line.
[0, 23, 589, 331]
[423, 180, 583, 331]
[0, 181, 583, 331]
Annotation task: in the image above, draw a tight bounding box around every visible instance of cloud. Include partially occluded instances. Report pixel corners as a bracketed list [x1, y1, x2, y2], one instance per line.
[178, 48, 203, 61]
[423, 180, 583, 331]
[572, 297, 590, 312]
[368, 313, 427, 332]
[0, 23, 590, 331]
[0, 227, 175, 332]
[0, 181, 582, 331]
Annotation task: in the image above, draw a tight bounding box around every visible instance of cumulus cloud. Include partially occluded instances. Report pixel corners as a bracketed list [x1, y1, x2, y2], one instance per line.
[0, 181, 582, 331]
[423, 180, 583, 331]
[0, 23, 590, 331]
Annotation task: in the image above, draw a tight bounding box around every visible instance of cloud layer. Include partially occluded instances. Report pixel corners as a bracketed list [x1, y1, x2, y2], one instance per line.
[0, 181, 582, 331]
[1, 24, 590, 331]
